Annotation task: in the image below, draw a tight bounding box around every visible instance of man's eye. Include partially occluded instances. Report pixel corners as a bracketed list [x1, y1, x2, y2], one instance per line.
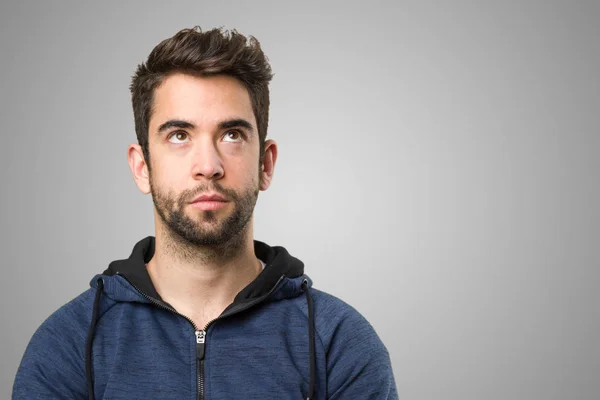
[223, 130, 243, 142]
[168, 131, 190, 143]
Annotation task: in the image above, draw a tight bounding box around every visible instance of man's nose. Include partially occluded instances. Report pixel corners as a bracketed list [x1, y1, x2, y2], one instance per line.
[191, 140, 224, 180]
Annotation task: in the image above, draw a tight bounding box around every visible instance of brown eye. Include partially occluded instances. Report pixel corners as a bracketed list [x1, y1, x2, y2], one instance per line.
[223, 130, 243, 142]
[168, 131, 190, 143]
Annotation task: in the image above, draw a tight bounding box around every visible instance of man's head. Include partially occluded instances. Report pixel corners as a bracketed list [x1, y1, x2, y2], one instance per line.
[127, 27, 277, 248]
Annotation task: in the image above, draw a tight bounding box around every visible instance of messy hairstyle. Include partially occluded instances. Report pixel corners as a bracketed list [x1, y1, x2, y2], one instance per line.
[130, 26, 274, 168]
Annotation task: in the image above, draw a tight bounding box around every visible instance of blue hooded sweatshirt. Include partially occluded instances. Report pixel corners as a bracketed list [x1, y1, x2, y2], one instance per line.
[13, 236, 398, 399]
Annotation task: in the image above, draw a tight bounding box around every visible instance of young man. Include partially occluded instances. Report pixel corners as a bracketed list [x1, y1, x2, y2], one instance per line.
[13, 27, 398, 399]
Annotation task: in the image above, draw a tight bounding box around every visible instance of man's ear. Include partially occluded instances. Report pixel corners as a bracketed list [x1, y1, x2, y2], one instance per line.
[127, 144, 151, 194]
[259, 139, 278, 191]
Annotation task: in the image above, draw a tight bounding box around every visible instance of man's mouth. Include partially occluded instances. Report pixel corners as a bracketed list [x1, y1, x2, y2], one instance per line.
[189, 193, 229, 211]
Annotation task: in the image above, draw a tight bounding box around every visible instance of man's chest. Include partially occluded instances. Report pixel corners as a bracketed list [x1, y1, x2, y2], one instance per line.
[91, 304, 323, 399]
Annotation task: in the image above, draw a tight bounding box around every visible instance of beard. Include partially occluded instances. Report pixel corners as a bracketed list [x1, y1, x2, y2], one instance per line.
[150, 177, 259, 247]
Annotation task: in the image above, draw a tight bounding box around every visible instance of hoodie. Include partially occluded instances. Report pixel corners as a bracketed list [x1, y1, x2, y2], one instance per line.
[13, 236, 398, 399]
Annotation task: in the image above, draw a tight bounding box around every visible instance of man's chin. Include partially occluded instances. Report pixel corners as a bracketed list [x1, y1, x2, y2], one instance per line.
[188, 211, 228, 227]
[173, 224, 229, 244]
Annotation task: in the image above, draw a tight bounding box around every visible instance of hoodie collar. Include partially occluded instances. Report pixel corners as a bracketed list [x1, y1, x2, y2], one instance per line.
[99, 236, 305, 305]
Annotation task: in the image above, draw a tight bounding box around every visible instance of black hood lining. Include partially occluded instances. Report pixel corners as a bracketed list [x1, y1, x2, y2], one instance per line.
[102, 236, 304, 306]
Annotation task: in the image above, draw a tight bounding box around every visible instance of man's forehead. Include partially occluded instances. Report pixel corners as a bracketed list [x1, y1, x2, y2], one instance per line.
[150, 73, 256, 130]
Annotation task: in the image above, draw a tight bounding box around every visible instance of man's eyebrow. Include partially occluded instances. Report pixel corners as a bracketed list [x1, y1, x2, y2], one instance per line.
[157, 119, 196, 134]
[156, 118, 254, 135]
[218, 118, 254, 132]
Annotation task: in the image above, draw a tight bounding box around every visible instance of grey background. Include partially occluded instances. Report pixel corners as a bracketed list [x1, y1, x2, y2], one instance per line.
[1, 1, 598, 399]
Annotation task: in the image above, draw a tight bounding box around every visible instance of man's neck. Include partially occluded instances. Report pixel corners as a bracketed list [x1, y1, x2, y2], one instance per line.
[146, 221, 262, 329]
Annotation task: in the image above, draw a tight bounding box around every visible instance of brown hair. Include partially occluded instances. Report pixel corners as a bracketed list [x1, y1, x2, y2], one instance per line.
[130, 26, 274, 168]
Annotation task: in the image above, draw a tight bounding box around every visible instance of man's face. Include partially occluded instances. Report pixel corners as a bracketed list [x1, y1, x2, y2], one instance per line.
[146, 73, 261, 246]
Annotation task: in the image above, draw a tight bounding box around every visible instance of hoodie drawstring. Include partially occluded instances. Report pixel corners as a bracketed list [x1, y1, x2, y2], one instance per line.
[85, 277, 317, 400]
[86, 278, 103, 400]
[302, 279, 316, 400]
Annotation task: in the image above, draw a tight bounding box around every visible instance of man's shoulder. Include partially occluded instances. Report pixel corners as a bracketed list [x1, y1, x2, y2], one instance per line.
[309, 287, 388, 353]
[310, 287, 372, 324]
[308, 287, 397, 398]
[310, 287, 363, 318]
[13, 286, 108, 398]
[30, 287, 97, 344]
[16, 288, 98, 385]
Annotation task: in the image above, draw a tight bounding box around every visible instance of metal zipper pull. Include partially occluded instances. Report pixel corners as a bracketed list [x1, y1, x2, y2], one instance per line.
[195, 330, 206, 360]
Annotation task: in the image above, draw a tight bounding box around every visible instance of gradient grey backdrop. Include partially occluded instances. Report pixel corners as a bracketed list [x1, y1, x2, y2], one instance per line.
[1, 1, 599, 399]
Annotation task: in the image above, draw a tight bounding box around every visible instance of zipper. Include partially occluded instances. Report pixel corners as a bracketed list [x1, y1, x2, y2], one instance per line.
[115, 272, 287, 400]
[196, 330, 206, 400]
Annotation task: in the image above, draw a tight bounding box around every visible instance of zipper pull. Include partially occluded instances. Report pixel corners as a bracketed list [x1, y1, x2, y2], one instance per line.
[195, 330, 206, 360]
